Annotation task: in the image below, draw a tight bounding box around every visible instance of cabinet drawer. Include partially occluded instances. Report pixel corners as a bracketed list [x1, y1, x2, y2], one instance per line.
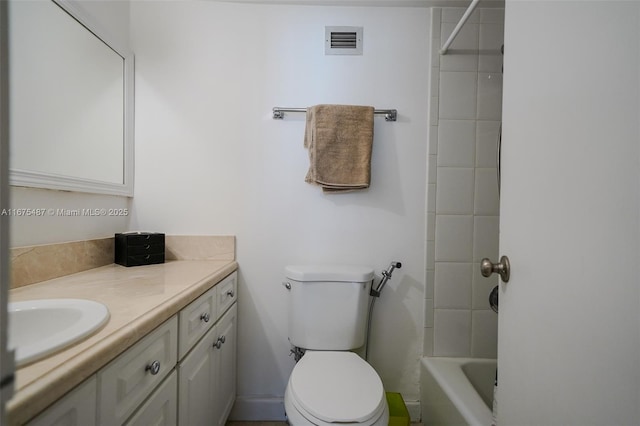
[98, 317, 177, 425]
[216, 272, 237, 315]
[124, 371, 177, 426]
[178, 285, 217, 360]
[124, 253, 165, 267]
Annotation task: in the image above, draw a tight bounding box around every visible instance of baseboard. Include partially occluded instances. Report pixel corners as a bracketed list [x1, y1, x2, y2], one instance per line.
[228, 396, 286, 421]
[405, 400, 421, 422]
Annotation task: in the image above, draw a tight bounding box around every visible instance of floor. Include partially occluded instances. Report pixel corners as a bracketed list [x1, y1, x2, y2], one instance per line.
[227, 423, 424, 425]
[226, 423, 287, 426]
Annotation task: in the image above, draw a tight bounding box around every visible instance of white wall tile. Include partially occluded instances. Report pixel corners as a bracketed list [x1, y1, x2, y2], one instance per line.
[426, 268, 435, 299]
[434, 309, 471, 356]
[471, 310, 498, 358]
[436, 168, 475, 214]
[435, 215, 473, 262]
[442, 7, 479, 24]
[431, 96, 439, 122]
[427, 240, 436, 270]
[479, 23, 504, 73]
[423, 327, 434, 356]
[473, 215, 500, 262]
[431, 42, 441, 68]
[438, 119, 476, 167]
[440, 22, 479, 72]
[429, 125, 439, 155]
[424, 299, 434, 327]
[427, 212, 436, 241]
[434, 262, 473, 308]
[431, 67, 440, 98]
[480, 8, 504, 24]
[439, 72, 478, 120]
[428, 7, 503, 360]
[476, 120, 501, 168]
[472, 261, 498, 309]
[474, 168, 500, 215]
[428, 155, 438, 184]
[477, 73, 503, 120]
[431, 8, 442, 37]
[427, 183, 437, 213]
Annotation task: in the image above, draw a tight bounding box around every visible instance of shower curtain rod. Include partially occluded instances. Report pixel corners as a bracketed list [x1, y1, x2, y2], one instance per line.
[272, 107, 398, 122]
[440, 0, 480, 55]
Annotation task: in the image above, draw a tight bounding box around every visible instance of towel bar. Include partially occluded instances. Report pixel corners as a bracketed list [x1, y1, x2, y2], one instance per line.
[272, 107, 397, 122]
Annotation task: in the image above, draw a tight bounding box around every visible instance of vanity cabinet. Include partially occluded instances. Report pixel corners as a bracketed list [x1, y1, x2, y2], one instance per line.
[178, 303, 237, 426]
[24, 271, 238, 426]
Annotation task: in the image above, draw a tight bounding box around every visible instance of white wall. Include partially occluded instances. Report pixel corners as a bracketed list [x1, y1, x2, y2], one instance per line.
[424, 7, 503, 358]
[129, 2, 429, 419]
[9, 0, 131, 247]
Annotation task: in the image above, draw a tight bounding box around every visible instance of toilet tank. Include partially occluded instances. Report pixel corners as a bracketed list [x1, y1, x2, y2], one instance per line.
[285, 265, 374, 351]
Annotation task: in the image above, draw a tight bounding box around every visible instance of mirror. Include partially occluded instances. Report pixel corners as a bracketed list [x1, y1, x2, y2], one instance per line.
[8, 0, 133, 196]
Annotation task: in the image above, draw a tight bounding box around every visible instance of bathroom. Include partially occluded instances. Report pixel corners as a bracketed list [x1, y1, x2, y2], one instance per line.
[1, 0, 640, 425]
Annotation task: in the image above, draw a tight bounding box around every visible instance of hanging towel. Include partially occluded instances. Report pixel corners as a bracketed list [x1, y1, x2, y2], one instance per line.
[304, 104, 375, 193]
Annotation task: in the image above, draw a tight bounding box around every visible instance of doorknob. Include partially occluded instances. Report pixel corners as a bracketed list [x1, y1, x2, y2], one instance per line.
[480, 256, 511, 283]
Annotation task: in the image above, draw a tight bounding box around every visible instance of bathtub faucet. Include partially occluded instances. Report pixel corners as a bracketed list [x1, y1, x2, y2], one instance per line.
[370, 261, 402, 297]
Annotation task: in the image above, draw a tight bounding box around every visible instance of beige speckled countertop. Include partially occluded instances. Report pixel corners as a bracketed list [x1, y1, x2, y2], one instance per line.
[6, 259, 238, 425]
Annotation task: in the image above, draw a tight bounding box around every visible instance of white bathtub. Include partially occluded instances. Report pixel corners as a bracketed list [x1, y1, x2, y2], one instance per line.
[420, 357, 497, 426]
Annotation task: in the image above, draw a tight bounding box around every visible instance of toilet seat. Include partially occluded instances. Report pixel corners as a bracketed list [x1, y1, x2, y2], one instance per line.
[287, 351, 387, 424]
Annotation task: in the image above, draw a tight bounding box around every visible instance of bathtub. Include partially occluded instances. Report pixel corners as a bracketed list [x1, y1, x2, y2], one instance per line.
[420, 357, 497, 426]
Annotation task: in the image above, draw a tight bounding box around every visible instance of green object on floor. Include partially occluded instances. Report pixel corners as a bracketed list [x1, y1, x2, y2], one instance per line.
[386, 392, 410, 426]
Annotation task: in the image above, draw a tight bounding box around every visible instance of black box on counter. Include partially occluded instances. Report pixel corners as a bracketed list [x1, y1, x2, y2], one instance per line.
[115, 232, 165, 267]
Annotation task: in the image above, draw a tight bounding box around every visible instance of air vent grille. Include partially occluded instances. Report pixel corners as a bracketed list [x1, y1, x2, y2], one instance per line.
[325, 26, 363, 55]
[330, 32, 357, 49]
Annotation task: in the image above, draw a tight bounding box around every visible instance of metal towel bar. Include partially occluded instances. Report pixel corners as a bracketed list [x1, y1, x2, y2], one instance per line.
[272, 107, 397, 122]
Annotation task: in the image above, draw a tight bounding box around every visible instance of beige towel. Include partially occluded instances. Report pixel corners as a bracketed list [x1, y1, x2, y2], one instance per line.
[304, 104, 375, 193]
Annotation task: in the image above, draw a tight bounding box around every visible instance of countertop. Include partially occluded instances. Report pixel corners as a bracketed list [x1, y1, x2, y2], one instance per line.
[6, 259, 238, 425]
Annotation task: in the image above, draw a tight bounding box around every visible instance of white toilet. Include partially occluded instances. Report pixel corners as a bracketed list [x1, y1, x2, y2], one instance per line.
[283, 265, 389, 425]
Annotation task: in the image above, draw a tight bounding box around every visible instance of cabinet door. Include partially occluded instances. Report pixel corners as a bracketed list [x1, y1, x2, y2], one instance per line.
[27, 377, 97, 426]
[213, 303, 237, 426]
[124, 371, 177, 426]
[178, 324, 218, 426]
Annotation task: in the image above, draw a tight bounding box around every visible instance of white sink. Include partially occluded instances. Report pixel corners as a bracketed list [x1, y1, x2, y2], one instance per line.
[8, 299, 110, 367]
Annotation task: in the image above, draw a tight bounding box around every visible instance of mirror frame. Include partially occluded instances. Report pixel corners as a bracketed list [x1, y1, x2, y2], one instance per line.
[9, 0, 134, 197]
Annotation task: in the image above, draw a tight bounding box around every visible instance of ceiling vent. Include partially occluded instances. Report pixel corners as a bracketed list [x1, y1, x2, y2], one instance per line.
[325, 26, 363, 55]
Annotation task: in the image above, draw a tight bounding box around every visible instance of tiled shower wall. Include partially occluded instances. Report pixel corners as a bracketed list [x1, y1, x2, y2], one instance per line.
[424, 7, 504, 358]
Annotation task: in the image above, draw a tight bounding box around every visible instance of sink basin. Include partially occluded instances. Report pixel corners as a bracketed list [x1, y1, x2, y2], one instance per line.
[8, 299, 110, 366]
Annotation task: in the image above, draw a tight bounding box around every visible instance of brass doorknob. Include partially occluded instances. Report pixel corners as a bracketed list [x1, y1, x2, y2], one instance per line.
[480, 256, 511, 283]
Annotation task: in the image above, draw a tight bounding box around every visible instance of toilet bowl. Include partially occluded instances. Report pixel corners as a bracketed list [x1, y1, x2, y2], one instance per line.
[284, 351, 389, 425]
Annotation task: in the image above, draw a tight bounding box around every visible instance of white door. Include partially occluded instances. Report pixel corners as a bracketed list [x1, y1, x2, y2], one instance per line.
[497, 1, 640, 425]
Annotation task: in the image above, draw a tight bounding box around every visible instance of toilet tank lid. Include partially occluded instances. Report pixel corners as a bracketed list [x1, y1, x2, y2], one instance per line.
[285, 265, 374, 282]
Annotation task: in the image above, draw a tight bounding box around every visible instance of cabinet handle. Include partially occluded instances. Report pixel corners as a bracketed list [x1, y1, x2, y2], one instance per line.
[226, 290, 235, 298]
[200, 312, 210, 323]
[219, 335, 226, 344]
[213, 338, 222, 349]
[146, 360, 161, 375]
